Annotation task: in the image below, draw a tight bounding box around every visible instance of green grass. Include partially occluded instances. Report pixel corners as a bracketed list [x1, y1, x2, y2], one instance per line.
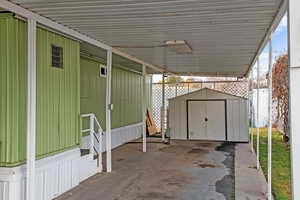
[251, 128, 292, 200]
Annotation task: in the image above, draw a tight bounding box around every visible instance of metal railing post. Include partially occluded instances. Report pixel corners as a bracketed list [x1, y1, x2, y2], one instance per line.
[98, 127, 103, 172]
[90, 114, 95, 159]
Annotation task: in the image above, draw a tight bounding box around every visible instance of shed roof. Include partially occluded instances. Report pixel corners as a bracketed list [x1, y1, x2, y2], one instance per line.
[9, 0, 286, 77]
[169, 87, 248, 101]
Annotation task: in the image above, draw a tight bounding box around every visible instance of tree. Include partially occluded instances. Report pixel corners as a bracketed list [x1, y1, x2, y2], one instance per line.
[158, 76, 183, 86]
[185, 78, 200, 88]
[272, 54, 289, 139]
[165, 76, 183, 83]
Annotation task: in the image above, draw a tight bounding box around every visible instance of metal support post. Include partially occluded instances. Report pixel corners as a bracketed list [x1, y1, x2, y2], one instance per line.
[288, 1, 300, 198]
[142, 64, 147, 152]
[161, 73, 166, 142]
[256, 58, 260, 169]
[26, 18, 37, 200]
[267, 35, 273, 200]
[106, 49, 112, 172]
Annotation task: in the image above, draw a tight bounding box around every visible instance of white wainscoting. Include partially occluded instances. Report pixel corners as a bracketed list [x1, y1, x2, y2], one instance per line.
[0, 122, 143, 200]
[0, 149, 81, 200]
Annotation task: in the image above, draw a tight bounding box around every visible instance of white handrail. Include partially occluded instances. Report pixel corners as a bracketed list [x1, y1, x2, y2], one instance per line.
[94, 117, 103, 133]
[81, 113, 103, 133]
[81, 129, 90, 133]
[80, 113, 103, 173]
[81, 113, 93, 118]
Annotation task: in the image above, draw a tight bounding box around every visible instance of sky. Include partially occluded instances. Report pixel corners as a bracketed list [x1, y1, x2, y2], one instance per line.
[153, 14, 288, 82]
[254, 14, 288, 76]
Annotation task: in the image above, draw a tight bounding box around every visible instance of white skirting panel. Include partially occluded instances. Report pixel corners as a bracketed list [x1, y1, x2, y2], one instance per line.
[0, 122, 143, 200]
[0, 149, 81, 200]
[81, 122, 143, 152]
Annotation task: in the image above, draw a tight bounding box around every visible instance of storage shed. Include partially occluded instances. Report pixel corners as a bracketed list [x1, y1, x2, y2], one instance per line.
[168, 88, 248, 142]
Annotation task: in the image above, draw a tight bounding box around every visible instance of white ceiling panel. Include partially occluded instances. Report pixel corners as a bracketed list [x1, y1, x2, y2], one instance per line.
[11, 0, 285, 76]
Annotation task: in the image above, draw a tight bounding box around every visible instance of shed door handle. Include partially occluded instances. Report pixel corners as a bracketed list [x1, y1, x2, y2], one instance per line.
[204, 117, 208, 122]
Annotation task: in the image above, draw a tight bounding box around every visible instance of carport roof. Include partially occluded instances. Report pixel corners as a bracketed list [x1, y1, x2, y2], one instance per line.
[10, 0, 286, 77]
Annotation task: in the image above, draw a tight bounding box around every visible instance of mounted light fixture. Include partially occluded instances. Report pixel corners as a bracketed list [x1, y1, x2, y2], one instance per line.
[164, 40, 193, 54]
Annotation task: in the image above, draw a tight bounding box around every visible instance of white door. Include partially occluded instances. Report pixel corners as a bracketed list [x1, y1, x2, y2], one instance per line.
[188, 101, 207, 140]
[188, 100, 226, 141]
[206, 101, 226, 141]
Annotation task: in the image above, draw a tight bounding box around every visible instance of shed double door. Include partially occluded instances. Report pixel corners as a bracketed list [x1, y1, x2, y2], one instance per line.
[188, 100, 226, 141]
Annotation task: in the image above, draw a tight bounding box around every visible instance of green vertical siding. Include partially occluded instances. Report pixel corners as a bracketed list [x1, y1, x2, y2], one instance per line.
[80, 57, 106, 130]
[80, 57, 152, 130]
[0, 15, 80, 167]
[36, 28, 80, 159]
[0, 14, 152, 167]
[0, 14, 27, 167]
[111, 67, 143, 128]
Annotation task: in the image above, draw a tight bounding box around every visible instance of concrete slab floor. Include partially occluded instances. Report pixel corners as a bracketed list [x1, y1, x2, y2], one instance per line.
[56, 139, 235, 200]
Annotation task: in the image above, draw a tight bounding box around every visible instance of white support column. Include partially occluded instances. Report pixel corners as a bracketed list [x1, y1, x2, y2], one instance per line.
[161, 73, 166, 142]
[142, 64, 147, 152]
[248, 77, 251, 138]
[26, 18, 37, 200]
[256, 58, 260, 169]
[106, 49, 112, 172]
[250, 70, 254, 152]
[288, 1, 300, 198]
[267, 36, 273, 200]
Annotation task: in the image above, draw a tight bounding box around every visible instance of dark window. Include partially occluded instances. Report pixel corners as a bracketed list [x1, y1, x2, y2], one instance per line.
[99, 65, 107, 77]
[51, 45, 63, 68]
